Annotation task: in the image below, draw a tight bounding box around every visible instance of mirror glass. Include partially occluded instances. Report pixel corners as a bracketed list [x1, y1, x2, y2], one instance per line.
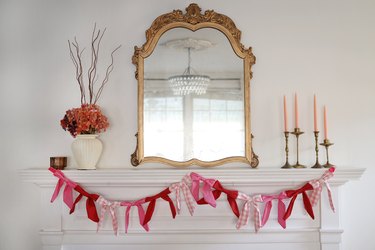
[143, 28, 244, 162]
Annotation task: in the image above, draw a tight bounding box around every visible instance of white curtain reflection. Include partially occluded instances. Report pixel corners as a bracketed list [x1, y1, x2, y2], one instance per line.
[144, 93, 244, 161]
[144, 97, 184, 160]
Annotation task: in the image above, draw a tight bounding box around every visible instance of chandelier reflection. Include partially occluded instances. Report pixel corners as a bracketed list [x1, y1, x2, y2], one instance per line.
[168, 47, 210, 96]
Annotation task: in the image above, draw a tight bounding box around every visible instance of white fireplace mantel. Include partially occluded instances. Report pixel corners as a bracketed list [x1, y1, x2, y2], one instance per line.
[20, 167, 365, 250]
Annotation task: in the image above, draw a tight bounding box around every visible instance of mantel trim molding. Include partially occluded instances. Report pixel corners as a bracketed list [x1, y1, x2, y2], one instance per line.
[20, 167, 365, 187]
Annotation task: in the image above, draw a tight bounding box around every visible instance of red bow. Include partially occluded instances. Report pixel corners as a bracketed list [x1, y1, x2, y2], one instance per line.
[283, 183, 314, 221]
[143, 188, 176, 226]
[70, 185, 100, 223]
[49, 167, 77, 210]
[197, 181, 240, 218]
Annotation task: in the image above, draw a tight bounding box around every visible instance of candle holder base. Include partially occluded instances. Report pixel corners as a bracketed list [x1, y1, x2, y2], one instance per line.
[320, 139, 334, 169]
[311, 162, 324, 168]
[293, 163, 306, 169]
[281, 161, 293, 169]
[323, 162, 334, 168]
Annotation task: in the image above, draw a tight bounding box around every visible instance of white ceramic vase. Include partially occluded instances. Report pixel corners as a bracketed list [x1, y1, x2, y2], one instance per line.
[71, 134, 103, 170]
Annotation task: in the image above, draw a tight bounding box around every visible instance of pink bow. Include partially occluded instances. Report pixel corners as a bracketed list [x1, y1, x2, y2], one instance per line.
[261, 192, 287, 229]
[236, 192, 263, 232]
[190, 172, 216, 207]
[309, 167, 335, 212]
[96, 196, 121, 235]
[49, 167, 77, 210]
[120, 199, 149, 233]
[169, 174, 195, 216]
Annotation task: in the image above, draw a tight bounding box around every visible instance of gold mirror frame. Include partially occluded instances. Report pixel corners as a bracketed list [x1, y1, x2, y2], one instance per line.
[131, 3, 258, 168]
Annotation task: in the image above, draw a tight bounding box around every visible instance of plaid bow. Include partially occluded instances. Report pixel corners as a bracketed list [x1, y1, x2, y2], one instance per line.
[309, 167, 335, 212]
[236, 192, 263, 232]
[96, 196, 121, 235]
[169, 174, 195, 216]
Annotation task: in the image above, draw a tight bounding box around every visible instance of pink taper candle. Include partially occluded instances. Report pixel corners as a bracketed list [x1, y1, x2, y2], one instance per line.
[314, 95, 318, 131]
[295, 93, 299, 128]
[324, 106, 328, 139]
[283, 95, 288, 131]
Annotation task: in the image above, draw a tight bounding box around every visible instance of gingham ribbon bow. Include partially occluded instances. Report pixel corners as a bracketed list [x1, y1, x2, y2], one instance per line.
[190, 172, 217, 207]
[49, 167, 77, 210]
[120, 199, 149, 233]
[169, 174, 195, 216]
[309, 167, 335, 212]
[97, 196, 121, 235]
[261, 192, 287, 229]
[236, 192, 263, 232]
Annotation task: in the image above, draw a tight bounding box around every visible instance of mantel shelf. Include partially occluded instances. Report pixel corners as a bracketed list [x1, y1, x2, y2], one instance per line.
[20, 167, 365, 187]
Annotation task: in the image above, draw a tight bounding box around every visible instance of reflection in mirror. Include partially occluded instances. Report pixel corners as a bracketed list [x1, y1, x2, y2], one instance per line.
[143, 28, 244, 162]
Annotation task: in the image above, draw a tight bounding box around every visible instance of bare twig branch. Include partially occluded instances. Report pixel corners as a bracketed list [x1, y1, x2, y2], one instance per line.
[68, 25, 120, 105]
[88, 24, 104, 104]
[91, 28, 106, 102]
[94, 45, 121, 104]
[68, 40, 86, 104]
[72, 38, 86, 104]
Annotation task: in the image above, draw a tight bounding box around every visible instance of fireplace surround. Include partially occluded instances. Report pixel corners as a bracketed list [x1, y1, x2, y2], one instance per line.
[20, 167, 364, 250]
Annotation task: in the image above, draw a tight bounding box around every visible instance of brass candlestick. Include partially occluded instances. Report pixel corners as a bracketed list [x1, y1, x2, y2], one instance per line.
[311, 131, 323, 168]
[281, 131, 292, 169]
[291, 128, 306, 168]
[320, 139, 334, 168]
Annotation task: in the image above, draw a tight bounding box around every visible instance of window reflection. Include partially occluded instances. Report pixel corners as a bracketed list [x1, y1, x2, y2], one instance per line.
[144, 93, 244, 161]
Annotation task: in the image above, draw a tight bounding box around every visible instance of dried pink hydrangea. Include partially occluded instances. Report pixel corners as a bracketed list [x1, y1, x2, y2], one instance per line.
[61, 104, 109, 137]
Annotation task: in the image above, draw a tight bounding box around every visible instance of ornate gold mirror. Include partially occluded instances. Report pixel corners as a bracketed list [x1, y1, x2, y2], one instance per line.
[131, 3, 258, 167]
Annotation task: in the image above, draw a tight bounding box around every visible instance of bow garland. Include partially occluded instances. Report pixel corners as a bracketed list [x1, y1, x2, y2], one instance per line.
[49, 167, 336, 235]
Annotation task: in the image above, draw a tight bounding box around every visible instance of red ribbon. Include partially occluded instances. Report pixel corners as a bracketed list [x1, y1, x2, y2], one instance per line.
[70, 185, 100, 223]
[283, 183, 314, 221]
[49, 167, 77, 210]
[197, 181, 240, 218]
[143, 188, 176, 226]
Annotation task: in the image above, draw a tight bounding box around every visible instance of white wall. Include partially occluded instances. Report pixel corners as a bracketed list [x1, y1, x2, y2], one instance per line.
[0, 0, 374, 249]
